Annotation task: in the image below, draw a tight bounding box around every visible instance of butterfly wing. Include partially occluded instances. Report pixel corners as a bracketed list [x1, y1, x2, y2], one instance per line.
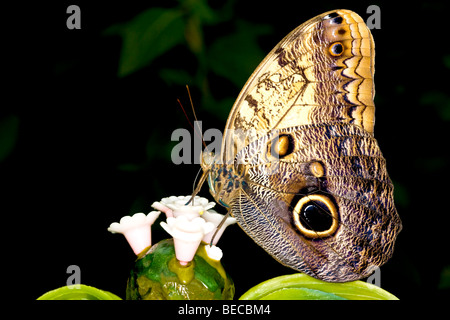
[214, 9, 401, 282]
[221, 9, 375, 163]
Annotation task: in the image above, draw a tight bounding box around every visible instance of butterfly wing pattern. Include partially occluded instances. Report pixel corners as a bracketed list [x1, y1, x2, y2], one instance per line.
[204, 9, 402, 282]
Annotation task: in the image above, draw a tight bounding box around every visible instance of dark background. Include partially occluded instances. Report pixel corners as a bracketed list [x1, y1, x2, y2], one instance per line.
[4, 0, 449, 301]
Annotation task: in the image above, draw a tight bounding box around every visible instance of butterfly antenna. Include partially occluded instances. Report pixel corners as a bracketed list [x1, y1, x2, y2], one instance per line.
[181, 85, 210, 206]
[186, 85, 207, 150]
[177, 98, 195, 131]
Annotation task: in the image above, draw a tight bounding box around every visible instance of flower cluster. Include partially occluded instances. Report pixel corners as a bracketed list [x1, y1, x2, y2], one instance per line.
[107, 195, 236, 265]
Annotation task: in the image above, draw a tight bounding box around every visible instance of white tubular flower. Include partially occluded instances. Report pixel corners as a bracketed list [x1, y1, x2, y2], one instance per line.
[160, 215, 215, 265]
[152, 195, 215, 220]
[108, 211, 161, 255]
[151, 201, 173, 218]
[202, 210, 237, 245]
[204, 245, 223, 261]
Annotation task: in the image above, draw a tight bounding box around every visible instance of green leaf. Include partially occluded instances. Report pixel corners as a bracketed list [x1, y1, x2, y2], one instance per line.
[159, 68, 193, 86]
[177, 0, 223, 25]
[420, 91, 450, 121]
[207, 20, 272, 87]
[0, 115, 19, 162]
[259, 287, 346, 300]
[107, 8, 186, 77]
[201, 96, 235, 121]
[146, 132, 177, 162]
[37, 284, 122, 300]
[239, 273, 399, 300]
[443, 55, 450, 69]
[185, 15, 203, 55]
[439, 265, 450, 289]
[392, 179, 410, 208]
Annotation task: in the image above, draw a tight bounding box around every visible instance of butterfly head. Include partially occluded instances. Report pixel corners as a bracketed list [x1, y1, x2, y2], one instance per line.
[200, 150, 221, 202]
[201, 150, 247, 209]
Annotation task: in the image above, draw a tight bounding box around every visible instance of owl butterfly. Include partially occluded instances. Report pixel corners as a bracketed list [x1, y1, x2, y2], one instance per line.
[199, 9, 402, 282]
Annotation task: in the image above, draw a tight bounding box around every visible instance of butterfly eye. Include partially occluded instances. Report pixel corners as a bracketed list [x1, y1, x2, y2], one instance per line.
[329, 42, 344, 56]
[270, 134, 295, 158]
[293, 194, 339, 238]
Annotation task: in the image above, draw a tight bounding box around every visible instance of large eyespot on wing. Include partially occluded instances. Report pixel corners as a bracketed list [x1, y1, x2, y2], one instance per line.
[230, 125, 401, 282]
[221, 9, 376, 164]
[292, 194, 339, 239]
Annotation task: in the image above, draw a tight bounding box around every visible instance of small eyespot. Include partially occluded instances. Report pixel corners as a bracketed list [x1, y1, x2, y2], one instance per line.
[329, 42, 344, 56]
[310, 161, 325, 178]
[293, 194, 339, 238]
[331, 16, 343, 24]
[324, 12, 339, 20]
[270, 134, 295, 158]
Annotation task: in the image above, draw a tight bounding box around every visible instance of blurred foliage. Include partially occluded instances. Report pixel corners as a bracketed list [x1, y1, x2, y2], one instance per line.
[444, 55, 450, 69]
[439, 266, 450, 290]
[0, 115, 19, 162]
[110, 7, 186, 77]
[420, 91, 450, 121]
[105, 0, 271, 120]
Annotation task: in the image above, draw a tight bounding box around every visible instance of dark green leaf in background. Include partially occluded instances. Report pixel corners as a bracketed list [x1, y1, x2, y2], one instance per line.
[107, 8, 186, 77]
[0, 115, 19, 162]
[160, 68, 193, 86]
[443, 55, 450, 69]
[392, 180, 410, 209]
[439, 266, 450, 290]
[206, 20, 272, 88]
[420, 91, 450, 121]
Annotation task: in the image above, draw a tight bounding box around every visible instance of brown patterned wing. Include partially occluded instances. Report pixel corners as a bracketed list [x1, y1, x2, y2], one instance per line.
[208, 9, 401, 282]
[221, 9, 375, 163]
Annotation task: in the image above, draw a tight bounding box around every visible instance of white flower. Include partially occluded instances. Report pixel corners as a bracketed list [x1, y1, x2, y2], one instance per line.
[202, 210, 237, 245]
[151, 201, 174, 218]
[152, 195, 215, 220]
[160, 215, 214, 265]
[108, 211, 161, 255]
[204, 245, 223, 261]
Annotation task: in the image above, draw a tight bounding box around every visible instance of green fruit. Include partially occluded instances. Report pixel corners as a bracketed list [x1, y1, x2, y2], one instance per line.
[126, 239, 234, 300]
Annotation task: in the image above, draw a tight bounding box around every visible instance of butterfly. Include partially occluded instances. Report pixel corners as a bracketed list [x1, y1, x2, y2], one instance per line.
[198, 9, 402, 282]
